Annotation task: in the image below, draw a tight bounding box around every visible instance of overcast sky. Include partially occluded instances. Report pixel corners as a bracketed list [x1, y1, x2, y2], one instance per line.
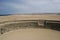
[0, 0, 60, 14]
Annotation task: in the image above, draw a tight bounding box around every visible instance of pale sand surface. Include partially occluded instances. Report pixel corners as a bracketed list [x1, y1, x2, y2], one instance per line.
[0, 28, 60, 40]
[0, 15, 60, 22]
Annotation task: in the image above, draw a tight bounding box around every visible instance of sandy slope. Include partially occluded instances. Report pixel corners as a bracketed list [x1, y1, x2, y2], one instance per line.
[0, 28, 60, 40]
[0, 15, 60, 22]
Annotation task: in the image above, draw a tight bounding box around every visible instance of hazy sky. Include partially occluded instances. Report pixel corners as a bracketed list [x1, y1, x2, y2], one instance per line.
[0, 0, 60, 14]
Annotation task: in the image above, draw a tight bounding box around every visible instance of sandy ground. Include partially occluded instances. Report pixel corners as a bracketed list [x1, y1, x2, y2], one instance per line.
[0, 15, 60, 22]
[0, 28, 60, 40]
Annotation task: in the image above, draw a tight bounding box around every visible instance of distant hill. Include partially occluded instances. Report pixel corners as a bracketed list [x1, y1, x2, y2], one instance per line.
[0, 14, 12, 16]
[12, 13, 60, 15]
[0, 13, 60, 16]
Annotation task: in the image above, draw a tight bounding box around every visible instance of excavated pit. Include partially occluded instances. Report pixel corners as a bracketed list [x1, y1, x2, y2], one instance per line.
[0, 20, 60, 36]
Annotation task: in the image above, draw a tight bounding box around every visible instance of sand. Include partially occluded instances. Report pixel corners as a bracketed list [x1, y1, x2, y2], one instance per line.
[0, 28, 60, 40]
[0, 15, 60, 22]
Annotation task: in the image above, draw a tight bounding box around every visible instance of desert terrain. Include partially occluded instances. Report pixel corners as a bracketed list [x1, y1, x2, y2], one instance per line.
[0, 15, 60, 40]
[0, 28, 60, 40]
[0, 15, 60, 22]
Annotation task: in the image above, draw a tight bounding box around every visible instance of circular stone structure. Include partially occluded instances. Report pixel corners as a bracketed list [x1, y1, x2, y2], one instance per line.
[0, 28, 60, 40]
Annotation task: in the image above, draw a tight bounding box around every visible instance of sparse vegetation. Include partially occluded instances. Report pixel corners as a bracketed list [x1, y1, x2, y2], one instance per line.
[0, 21, 40, 35]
